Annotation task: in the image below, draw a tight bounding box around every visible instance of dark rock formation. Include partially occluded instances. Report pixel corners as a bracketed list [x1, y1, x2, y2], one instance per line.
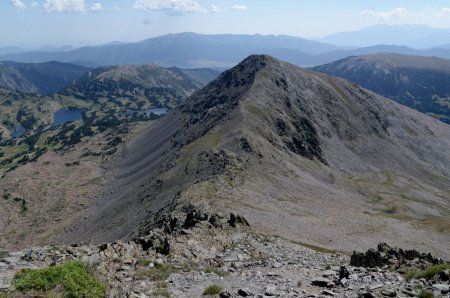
[182, 210, 209, 229]
[350, 243, 442, 268]
[228, 213, 250, 228]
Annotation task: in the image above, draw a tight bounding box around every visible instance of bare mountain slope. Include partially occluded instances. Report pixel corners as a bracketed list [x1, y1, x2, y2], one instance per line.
[0, 61, 89, 95]
[313, 53, 450, 124]
[71, 55, 450, 257]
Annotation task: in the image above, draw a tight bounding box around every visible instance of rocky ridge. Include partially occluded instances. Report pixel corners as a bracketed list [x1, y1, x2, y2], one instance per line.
[71, 55, 450, 258]
[1, 210, 449, 297]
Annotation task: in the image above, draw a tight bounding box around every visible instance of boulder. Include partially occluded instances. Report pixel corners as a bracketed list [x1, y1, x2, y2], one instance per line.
[0, 271, 15, 291]
[438, 269, 449, 282]
[381, 289, 397, 297]
[339, 266, 350, 280]
[237, 288, 253, 297]
[311, 277, 332, 287]
[322, 290, 336, 296]
[264, 285, 278, 296]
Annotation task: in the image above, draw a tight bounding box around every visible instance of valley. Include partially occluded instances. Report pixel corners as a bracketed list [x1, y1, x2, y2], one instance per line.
[0, 64, 218, 175]
[0, 118, 149, 250]
[0, 63, 218, 252]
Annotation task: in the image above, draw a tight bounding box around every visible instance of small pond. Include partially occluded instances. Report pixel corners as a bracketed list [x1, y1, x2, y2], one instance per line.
[52, 108, 84, 127]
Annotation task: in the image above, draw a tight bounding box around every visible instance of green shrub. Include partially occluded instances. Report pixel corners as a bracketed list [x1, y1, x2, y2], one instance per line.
[14, 261, 105, 298]
[137, 258, 151, 267]
[414, 283, 424, 290]
[155, 282, 171, 297]
[135, 263, 176, 281]
[155, 288, 171, 297]
[0, 251, 8, 260]
[418, 263, 450, 279]
[203, 284, 222, 295]
[404, 270, 419, 281]
[418, 290, 434, 298]
[405, 263, 450, 281]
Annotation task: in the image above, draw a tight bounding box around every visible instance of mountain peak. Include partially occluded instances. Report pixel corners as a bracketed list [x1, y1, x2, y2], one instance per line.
[228, 54, 278, 76]
[70, 56, 450, 260]
[177, 55, 282, 117]
[240, 54, 277, 64]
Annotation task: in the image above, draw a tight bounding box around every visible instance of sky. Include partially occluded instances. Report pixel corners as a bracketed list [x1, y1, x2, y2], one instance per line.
[2, 0, 450, 47]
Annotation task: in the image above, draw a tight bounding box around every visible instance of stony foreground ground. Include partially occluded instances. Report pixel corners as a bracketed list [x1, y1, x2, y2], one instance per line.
[0, 217, 449, 297]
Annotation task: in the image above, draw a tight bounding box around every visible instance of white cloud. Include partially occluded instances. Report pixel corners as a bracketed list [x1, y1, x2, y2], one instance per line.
[133, 0, 206, 13]
[43, 0, 86, 12]
[359, 7, 414, 20]
[210, 4, 221, 13]
[11, 0, 26, 10]
[429, 6, 450, 17]
[90, 2, 102, 12]
[231, 4, 247, 11]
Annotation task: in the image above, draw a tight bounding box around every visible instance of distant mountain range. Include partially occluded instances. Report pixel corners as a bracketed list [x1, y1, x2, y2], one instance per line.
[0, 47, 25, 56]
[304, 44, 450, 67]
[0, 45, 76, 56]
[2, 32, 450, 68]
[0, 61, 89, 95]
[3, 46, 450, 128]
[313, 53, 450, 124]
[0, 33, 345, 68]
[430, 43, 450, 50]
[0, 59, 219, 106]
[318, 25, 450, 49]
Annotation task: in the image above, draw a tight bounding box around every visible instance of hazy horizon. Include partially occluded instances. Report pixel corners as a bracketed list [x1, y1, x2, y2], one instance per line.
[3, 0, 450, 47]
[2, 24, 450, 50]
